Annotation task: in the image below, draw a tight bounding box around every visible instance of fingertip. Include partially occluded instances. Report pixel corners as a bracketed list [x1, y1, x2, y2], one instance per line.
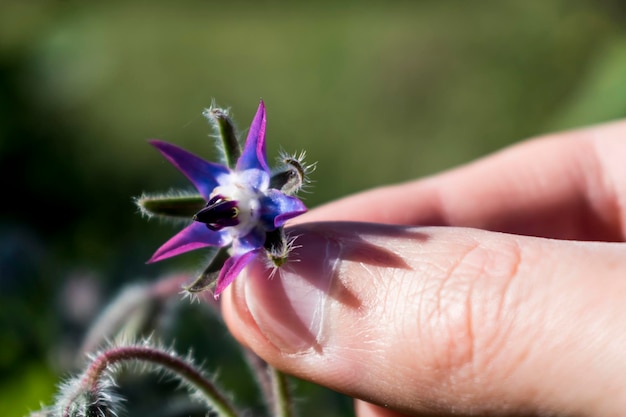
[221, 222, 626, 416]
[222, 227, 340, 358]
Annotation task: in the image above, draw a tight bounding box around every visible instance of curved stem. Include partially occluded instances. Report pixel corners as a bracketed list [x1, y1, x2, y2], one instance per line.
[79, 345, 240, 417]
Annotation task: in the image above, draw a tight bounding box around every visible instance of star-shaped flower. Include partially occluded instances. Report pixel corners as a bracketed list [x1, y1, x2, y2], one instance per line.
[146, 101, 307, 297]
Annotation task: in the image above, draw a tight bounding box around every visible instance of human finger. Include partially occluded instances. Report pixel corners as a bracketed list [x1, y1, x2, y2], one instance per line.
[300, 120, 626, 241]
[222, 222, 626, 416]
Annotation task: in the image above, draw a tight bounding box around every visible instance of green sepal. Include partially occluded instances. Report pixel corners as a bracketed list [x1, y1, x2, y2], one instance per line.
[203, 106, 241, 169]
[271, 151, 314, 196]
[263, 228, 289, 268]
[269, 169, 300, 195]
[135, 192, 206, 220]
[185, 247, 231, 293]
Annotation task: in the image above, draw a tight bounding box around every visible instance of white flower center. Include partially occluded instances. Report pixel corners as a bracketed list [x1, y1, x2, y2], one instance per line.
[212, 169, 268, 237]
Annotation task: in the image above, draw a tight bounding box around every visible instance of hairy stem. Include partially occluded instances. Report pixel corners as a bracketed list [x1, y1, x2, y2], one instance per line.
[270, 367, 294, 417]
[74, 345, 239, 417]
[241, 348, 273, 412]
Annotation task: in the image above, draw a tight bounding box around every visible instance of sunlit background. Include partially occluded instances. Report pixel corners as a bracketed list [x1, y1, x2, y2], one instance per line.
[2, 1, 626, 416]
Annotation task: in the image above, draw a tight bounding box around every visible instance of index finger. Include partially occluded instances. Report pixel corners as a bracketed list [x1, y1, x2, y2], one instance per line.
[299, 119, 626, 242]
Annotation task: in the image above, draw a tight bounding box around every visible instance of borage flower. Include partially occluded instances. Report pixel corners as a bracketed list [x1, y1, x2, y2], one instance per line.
[144, 101, 309, 297]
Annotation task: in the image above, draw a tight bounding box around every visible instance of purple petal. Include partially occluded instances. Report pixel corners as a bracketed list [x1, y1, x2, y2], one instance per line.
[147, 222, 231, 263]
[213, 249, 260, 298]
[236, 101, 269, 173]
[274, 206, 307, 227]
[150, 140, 230, 200]
[261, 190, 307, 228]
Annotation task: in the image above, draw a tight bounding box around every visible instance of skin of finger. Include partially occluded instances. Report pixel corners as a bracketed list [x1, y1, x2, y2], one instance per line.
[296, 120, 626, 241]
[222, 222, 626, 416]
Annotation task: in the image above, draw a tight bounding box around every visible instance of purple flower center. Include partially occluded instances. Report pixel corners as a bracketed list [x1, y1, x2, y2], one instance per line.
[193, 195, 240, 231]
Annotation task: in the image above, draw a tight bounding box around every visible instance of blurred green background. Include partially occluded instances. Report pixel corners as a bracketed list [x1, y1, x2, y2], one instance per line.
[2, 1, 626, 416]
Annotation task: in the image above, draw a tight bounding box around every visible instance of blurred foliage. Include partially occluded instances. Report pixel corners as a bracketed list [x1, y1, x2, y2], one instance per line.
[2, 0, 626, 416]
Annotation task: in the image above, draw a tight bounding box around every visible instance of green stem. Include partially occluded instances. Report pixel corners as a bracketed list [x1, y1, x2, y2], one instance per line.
[241, 349, 273, 412]
[270, 366, 294, 417]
